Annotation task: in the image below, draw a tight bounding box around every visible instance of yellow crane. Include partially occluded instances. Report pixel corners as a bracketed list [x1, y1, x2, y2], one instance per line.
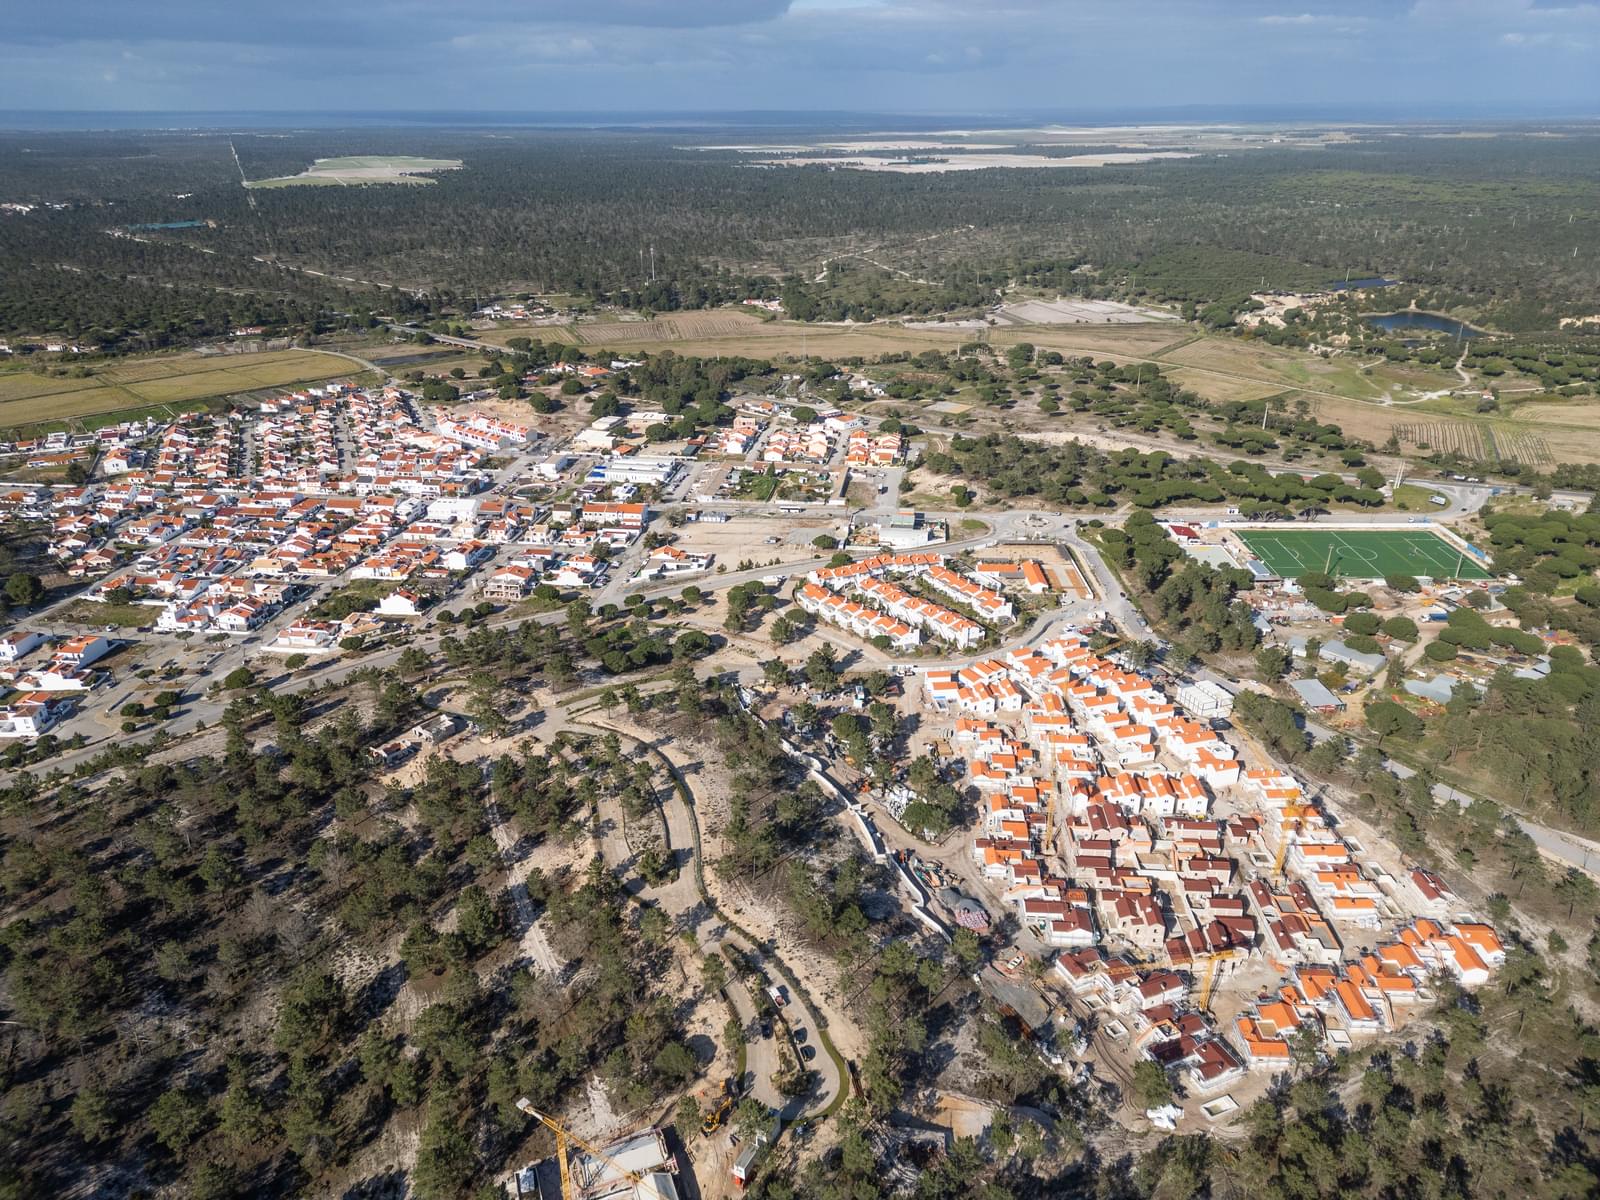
[516, 1099, 645, 1200]
[1272, 832, 1290, 881]
[1196, 948, 1240, 1013]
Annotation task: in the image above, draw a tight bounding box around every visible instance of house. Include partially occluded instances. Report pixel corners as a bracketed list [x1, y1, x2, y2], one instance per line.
[1405, 867, 1457, 915]
[639, 544, 713, 579]
[0, 630, 45, 663]
[53, 635, 110, 669]
[581, 502, 648, 529]
[0, 693, 75, 739]
[482, 565, 536, 602]
[268, 620, 339, 653]
[377, 589, 425, 618]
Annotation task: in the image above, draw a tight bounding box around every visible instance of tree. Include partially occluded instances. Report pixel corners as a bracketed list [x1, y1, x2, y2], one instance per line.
[148, 1086, 209, 1154]
[4, 572, 43, 611]
[1344, 611, 1381, 636]
[1256, 646, 1290, 680]
[653, 1041, 697, 1083]
[674, 1095, 702, 1141]
[804, 645, 841, 693]
[762, 659, 790, 688]
[1382, 616, 1419, 642]
[5, 573, 44, 608]
[1366, 700, 1423, 743]
[413, 1112, 477, 1200]
[222, 666, 254, 690]
[69, 1088, 114, 1143]
[951, 928, 982, 970]
[1132, 1060, 1172, 1110]
[455, 884, 503, 955]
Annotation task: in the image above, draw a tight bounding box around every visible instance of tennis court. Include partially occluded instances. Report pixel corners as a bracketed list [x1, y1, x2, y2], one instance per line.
[1236, 528, 1490, 580]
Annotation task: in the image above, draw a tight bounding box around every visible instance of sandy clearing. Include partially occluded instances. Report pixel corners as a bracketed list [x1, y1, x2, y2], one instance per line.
[753, 151, 1201, 173]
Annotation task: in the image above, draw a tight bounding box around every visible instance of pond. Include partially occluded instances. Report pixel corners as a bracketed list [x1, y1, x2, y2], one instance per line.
[1363, 311, 1486, 340]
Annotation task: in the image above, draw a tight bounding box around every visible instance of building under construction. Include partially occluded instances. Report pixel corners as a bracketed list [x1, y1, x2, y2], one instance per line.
[514, 1127, 680, 1200]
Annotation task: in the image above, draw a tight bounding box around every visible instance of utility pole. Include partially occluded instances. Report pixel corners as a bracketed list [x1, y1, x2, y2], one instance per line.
[649, 244, 656, 283]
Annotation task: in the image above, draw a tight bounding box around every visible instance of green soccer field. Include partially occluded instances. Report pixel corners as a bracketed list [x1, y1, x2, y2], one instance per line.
[1235, 528, 1491, 580]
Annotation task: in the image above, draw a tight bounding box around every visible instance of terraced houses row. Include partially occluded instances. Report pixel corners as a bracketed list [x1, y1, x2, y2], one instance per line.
[800, 552, 999, 649]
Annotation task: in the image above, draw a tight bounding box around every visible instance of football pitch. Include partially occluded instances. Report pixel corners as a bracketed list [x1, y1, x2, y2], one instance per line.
[1235, 528, 1490, 580]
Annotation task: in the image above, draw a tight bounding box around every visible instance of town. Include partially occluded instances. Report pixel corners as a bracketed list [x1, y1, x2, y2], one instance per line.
[4, 54, 1600, 1194]
[1, 342, 1571, 1200]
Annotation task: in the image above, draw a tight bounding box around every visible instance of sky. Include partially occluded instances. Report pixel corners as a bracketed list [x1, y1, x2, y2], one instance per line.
[2, 0, 1598, 117]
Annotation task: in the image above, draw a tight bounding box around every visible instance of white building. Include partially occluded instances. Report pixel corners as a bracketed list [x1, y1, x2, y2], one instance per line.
[0, 630, 45, 662]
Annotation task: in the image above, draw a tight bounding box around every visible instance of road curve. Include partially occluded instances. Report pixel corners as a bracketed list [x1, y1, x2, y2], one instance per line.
[573, 717, 844, 1122]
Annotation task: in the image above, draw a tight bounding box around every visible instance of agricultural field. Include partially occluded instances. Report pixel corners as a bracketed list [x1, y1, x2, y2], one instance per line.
[246, 155, 462, 188]
[1389, 420, 1553, 468]
[572, 309, 778, 345]
[1311, 388, 1600, 466]
[1236, 527, 1490, 580]
[0, 350, 358, 433]
[474, 323, 578, 347]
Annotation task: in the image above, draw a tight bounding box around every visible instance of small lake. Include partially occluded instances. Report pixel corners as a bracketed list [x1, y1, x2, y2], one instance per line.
[1328, 277, 1400, 291]
[127, 220, 207, 231]
[1363, 311, 1486, 340]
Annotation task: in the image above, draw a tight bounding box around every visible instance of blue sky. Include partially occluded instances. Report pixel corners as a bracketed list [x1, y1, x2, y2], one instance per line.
[3, 0, 1598, 114]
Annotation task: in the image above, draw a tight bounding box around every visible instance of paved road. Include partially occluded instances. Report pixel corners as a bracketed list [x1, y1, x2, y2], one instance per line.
[1385, 758, 1600, 875]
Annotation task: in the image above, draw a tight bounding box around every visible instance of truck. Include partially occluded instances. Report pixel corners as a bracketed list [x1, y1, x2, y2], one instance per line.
[766, 984, 787, 1008]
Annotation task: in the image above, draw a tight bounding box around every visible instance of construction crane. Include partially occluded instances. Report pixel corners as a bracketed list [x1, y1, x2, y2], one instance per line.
[1196, 948, 1239, 1013]
[516, 1099, 644, 1200]
[1272, 832, 1290, 881]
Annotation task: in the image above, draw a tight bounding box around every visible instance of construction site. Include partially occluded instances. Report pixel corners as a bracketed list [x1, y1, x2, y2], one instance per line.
[514, 1101, 684, 1200]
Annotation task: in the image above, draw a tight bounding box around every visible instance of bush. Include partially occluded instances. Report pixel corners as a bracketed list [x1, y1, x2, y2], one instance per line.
[812, 534, 838, 550]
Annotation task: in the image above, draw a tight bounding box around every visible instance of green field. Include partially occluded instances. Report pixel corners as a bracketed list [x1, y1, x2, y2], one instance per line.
[0, 350, 358, 434]
[1236, 528, 1490, 580]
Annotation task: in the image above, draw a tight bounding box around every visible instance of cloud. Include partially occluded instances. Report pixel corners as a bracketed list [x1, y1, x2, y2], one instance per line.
[1, 0, 1595, 114]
